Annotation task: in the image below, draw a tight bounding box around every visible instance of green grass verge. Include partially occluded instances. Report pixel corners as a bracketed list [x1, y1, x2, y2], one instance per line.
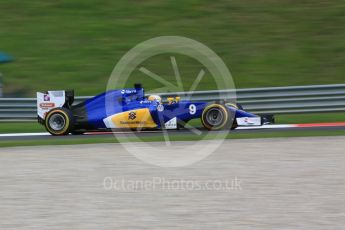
[275, 113, 345, 124]
[0, 122, 45, 133]
[1, 129, 345, 148]
[0, 0, 344, 96]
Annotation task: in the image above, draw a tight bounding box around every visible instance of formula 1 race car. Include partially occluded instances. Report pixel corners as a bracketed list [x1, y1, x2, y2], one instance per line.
[37, 84, 274, 135]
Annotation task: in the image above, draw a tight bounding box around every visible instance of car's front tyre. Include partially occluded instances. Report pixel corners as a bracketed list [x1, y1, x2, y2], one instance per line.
[201, 104, 232, 130]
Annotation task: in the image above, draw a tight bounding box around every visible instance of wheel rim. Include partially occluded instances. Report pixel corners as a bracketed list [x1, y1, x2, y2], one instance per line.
[206, 108, 224, 126]
[49, 113, 66, 131]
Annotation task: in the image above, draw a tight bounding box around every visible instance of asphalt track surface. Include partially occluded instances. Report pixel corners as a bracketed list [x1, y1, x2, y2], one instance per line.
[1, 136, 345, 229]
[0, 125, 345, 141]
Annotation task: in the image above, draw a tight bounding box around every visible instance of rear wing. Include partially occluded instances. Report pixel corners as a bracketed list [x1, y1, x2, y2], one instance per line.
[37, 90, 74, 120]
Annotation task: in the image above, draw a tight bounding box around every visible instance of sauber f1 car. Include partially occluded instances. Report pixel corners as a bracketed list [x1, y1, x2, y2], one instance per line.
[37, 84, 274, 135]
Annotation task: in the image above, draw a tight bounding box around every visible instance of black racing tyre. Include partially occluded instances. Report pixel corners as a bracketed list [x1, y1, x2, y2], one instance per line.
[45, 108, 73, 136]
[201, 104, 231, 130]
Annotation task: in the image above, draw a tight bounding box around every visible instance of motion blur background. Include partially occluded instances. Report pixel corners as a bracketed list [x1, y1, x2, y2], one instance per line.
[0, 0, 344, 96]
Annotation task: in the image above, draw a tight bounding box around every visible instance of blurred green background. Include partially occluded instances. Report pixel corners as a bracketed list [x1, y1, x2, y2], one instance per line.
[0, 0, 344, 96]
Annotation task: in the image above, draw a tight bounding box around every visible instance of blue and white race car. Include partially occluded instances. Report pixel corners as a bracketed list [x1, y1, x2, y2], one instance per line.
[37, 84, 273, 135]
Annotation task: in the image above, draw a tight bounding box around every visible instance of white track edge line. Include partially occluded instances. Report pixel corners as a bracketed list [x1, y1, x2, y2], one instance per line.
[0, 124, 298, 137]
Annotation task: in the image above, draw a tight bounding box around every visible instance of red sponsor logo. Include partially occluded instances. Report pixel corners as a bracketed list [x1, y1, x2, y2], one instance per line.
[40, 102, 55, 109]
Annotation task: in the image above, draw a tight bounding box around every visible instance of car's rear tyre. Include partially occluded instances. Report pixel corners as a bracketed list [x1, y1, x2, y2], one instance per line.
[201, 104, 231, 130]
[45, 108, 73, 136]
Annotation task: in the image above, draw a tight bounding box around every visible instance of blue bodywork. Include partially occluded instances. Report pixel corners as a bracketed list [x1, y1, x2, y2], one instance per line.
[78, 87, 258, 129]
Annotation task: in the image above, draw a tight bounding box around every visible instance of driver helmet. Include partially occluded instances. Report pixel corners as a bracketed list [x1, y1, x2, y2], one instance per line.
[148, 95, 162, 103]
